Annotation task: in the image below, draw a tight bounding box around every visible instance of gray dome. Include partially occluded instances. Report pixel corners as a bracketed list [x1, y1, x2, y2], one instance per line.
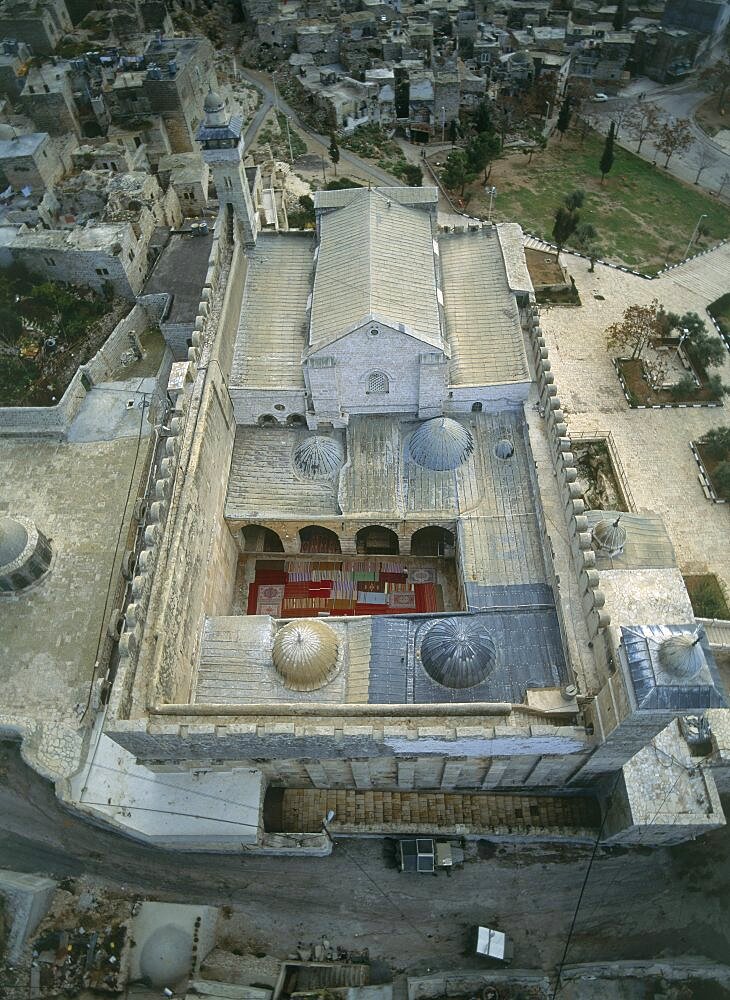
[293, 435, 344, 480]
[203, 89, 224, 113]
[272, 620, 339, 691]
[592, 515, 627, 555]
[420, 618, 497, 689]
[658, 631, 705, 679]
[409, 417, 474, 472]
[494, 438, 514, 459]
[0, 515, 28, 568]
[139, 924, 191, 987]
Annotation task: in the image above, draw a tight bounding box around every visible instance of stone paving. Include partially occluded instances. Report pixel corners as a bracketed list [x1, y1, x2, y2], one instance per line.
[0, 431, 148, 781]
[538, 245, 730, 597]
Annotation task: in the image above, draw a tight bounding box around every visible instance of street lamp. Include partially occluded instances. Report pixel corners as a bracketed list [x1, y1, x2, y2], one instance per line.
[485, 184, 497, 221]
[684, 213, 707, 258]
[544, 100, 551, 126]
[441, 105, 446, 143]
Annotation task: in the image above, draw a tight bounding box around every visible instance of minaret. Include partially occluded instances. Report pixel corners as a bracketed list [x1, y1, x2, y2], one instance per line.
[196, 90, 258, 245]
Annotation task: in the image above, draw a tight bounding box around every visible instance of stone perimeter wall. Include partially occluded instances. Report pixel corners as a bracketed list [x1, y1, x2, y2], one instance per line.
[106, 208, 239, 722]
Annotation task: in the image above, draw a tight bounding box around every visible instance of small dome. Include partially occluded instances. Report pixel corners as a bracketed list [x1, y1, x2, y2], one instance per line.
[658, 631, 705, 680]
[592, 515, 627, 555]
[494, 438, 514, 460]
[293, 436, 344, 480]
[420, 618, 497, 689]
[409, 417, 474, 472]
[272, 620, 339, 691]
[139, 924, 191, 987]
[0, 515, 28, 568]
[203, 89, 224, 113]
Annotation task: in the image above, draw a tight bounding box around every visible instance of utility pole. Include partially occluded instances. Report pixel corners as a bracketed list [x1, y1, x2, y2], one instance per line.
[441, 105, 445, 143]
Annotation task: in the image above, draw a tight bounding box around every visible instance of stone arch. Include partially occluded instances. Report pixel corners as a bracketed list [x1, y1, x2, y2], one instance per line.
[258, 414, 279, 428]
[471, 401, 483, 412]
[410, 525, 455, 557]
[241, 524, 285, 553]
[286, 413, 306, 426]
[356, 524, 399, 555]
[299, 525, 341, 554]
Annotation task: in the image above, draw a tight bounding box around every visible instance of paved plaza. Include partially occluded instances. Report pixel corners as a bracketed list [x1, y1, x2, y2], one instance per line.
[538, 243, 730, 593]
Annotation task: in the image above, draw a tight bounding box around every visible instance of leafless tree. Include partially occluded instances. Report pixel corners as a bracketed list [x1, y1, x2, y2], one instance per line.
[606, 299, 663, 360]
[608, 99, 632, 139]
[642, 356, 668, 391]
[694, 145, 717, 184]
[625, 103, 662, 153]
[717, 172, 730, 197]
[654, 118, 693, 168]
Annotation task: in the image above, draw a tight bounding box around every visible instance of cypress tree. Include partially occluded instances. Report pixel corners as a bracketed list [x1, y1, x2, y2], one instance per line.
[612, 0, 627, 30]
[599, 122, 615, 183]
[556, 97, 572, 139]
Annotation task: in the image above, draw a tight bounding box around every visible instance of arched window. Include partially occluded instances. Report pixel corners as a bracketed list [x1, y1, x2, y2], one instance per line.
[367, 371, 389, 394]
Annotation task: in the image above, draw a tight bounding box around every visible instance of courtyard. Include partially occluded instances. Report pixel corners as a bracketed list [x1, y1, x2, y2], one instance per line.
[538, 242, 730, 589]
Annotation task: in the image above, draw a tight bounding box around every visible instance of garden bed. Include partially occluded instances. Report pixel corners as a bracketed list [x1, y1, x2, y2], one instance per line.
[0, 274, 120, 407]
[572, 437, 631, 511]
[614, 357, 723, 408]
[683, 574, 730, 620]
[691, 440, 730, 502]
[708, 292, 730, 350]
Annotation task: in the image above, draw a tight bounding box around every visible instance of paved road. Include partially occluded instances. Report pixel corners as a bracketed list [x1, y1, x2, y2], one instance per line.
[585, 78, 730, 199]
[1, 743, 729, 978]
[239, 67, 403, 188]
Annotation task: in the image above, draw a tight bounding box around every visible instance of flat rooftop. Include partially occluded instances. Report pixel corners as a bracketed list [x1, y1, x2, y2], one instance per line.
[0, 381, 152, 778]
[143, 229, 214, 325]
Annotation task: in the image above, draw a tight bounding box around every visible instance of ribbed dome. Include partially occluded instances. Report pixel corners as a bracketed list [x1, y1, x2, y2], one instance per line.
[293, 435, 344, 480]
[203, 89, 224, 113]
[592, 515, 627, 555]
[0, 515, 28, 568]
[658, 631, 705, 679]
[494, 438, 514, 459]
[420, 618, 497, 689]
[409, 417, 474, 472]
[272, 620, 339, 691]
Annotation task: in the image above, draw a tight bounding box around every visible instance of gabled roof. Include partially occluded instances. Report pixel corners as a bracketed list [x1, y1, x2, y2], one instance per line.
[309, 188, 442, 353]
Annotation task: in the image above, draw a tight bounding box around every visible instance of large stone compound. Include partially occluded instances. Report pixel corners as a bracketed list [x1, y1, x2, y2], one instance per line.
[0, 86, 728, 848]
[73, 178, 726, 848]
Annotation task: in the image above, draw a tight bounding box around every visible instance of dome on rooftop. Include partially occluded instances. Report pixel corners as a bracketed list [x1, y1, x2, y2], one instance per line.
[0, 515, 28, 569]
[494, 438, 514, 460]
[420, 617, 497, 689]
[592, 515, 627, 556]
[0, 514, 52, 594]
[409, 417, 474, 472]
[658, 631, 705, 680]
[204, 89, 224, 113]
[272, 620, 339, 691]
[293, 435, 344, 481]
[139, 924, 191, 987]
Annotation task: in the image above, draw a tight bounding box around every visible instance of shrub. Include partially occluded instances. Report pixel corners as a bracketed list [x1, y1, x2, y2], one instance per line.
[713, 461, 730, 500]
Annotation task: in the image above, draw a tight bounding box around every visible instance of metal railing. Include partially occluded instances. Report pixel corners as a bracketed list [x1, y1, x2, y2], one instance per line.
[568, 429, 637, 513]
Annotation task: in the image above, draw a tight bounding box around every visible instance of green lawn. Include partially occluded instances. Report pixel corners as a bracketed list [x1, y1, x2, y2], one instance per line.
[483, 131, 730, 273]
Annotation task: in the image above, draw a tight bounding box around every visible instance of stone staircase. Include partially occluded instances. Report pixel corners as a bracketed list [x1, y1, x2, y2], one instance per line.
[295, 963, 370, 990]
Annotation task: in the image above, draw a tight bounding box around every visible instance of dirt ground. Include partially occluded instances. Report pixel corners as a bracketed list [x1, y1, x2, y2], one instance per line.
[525, 247, 565, 285]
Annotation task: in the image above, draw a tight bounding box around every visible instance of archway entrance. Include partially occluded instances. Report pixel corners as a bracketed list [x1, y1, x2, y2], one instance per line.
[241, 525, 285, 553]
[410, 526, 455, 557]
[299, 525, 341, 554]
[356, 525, 399, 555]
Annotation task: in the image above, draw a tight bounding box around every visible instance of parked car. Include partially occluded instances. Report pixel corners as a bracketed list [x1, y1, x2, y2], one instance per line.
[592, 92, 609, 102]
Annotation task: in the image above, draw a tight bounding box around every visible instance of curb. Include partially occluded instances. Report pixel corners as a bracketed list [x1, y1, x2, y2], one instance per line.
[690, 440, 727, 503]
[612, 358, 724, 410]
[523, 233, 729, 281]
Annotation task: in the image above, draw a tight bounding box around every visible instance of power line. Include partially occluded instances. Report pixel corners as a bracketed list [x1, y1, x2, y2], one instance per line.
[80, 800, 257, 830]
